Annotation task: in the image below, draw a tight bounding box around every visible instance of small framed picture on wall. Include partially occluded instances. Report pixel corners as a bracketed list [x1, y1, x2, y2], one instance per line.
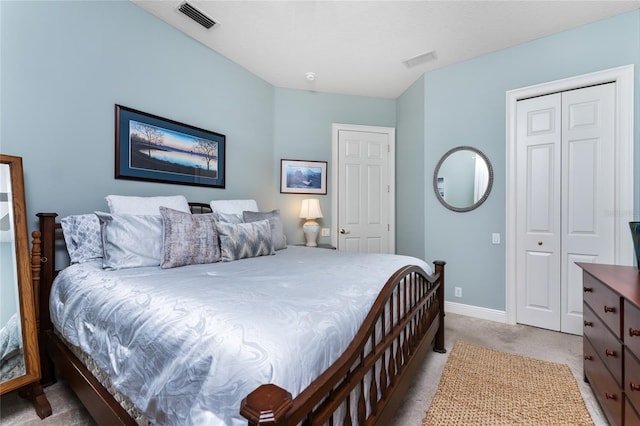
[280, 159, 327, 195]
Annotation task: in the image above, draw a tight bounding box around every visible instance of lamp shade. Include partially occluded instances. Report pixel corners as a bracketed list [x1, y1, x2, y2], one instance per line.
[299, 199, 323, 219]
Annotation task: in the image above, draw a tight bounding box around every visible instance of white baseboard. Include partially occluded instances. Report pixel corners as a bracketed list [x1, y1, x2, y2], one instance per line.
[444, 301, 508, 324]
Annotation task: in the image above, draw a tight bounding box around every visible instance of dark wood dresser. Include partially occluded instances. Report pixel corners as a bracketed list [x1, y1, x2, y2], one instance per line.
[579, 262, 640, 425]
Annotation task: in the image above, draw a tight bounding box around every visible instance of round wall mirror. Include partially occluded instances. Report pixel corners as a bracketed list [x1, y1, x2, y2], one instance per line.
[433, 146, 493, 212]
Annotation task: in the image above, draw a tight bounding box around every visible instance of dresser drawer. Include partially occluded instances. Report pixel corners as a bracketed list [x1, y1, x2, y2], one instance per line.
[624, 299, 640, 352]
[584, 336, 623, 426]
[626, 396, 640, 426]
[583, 272, 622, 338]
[625, 347, 640, 416]
[584, 304, 623, 386]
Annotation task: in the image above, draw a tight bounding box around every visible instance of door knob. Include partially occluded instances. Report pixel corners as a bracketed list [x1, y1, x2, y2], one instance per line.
[340, 228, 349, 234]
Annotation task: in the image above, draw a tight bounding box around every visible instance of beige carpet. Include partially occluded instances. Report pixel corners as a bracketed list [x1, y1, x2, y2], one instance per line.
[423, 341, 594, 426]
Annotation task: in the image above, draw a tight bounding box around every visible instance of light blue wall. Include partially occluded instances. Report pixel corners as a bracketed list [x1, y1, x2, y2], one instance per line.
[1, 0, 275, 229]
[422, 10, 640, 310]
[1, 1, 397, 246]
[273, 88, 395, 245]
[396, 76, 426, 258]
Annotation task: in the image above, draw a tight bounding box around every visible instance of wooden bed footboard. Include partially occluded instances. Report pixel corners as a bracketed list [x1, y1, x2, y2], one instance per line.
[33, 210, 445, 425]
[241, 262, 446, 426]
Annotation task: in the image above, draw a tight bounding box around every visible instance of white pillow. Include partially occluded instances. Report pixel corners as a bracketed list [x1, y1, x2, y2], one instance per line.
[210, 199, 258, 215]
[106, 195, 190, 215]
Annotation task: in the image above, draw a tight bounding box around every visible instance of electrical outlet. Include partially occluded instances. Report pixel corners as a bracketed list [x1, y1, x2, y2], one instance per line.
[455, 287, 462, 298]
[321, 228, 330, 237]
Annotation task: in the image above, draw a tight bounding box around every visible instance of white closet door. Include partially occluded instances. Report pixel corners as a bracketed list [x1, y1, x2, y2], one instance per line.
[561, 83, 615, 334]
[515, 83, 616, 334]
[516, 93, 562, 331]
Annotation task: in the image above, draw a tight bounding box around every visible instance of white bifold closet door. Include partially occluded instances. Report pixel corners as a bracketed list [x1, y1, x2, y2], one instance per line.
[515, 83, 615, 335]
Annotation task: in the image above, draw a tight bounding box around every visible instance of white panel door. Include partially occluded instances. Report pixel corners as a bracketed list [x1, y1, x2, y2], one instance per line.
[516, 93, 562, 331]
[337, 129, 392, 253]
[516, 83, 616, 334]
[561, 83, 615, 334]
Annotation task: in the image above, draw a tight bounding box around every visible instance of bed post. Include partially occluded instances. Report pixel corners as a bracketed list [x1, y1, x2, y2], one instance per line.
[34, 213, 58, 385]
[31, 231, 42, 334]
[240, 384, 293, 425]
[433, 260, 446, 353]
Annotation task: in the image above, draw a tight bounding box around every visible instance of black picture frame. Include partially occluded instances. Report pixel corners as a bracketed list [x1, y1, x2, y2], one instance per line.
[280, 159, 327, 194]
[115, 105, 225, 188]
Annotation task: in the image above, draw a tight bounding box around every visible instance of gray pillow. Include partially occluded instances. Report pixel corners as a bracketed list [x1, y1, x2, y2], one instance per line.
[242, 209, 287, 250]
[160, 207, 221, 269]
[60, 214, 103, 264]
[215, 211, 244, 224]
[216, 219, 275, 262]
[95, 212, 163, 270]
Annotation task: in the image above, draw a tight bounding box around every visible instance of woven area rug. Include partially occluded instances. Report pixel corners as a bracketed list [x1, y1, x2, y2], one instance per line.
[423, 341, 594, 426]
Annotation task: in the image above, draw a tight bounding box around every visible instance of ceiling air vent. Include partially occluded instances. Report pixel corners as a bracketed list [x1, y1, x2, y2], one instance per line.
[178, 2, 216, 29]
[402, 50, 437, 68]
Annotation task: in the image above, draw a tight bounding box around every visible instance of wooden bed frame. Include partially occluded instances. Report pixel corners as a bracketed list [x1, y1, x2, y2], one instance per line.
[31, 204, 446, 425]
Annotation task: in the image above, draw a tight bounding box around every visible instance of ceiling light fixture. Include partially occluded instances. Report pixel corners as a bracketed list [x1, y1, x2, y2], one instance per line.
[402, 50, 437, 68]
[305, 72, 316, 81]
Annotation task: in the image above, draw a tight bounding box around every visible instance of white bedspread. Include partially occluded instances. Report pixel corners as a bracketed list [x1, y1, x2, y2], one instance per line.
[50, 246, 431, 425]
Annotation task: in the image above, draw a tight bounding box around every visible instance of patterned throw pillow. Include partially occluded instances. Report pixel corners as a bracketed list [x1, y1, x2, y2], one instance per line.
[95, 212, 163, 270]
[242, 209, 287, 250]
[216, 219, 275, 262]
[159, 207, 221, 269]
[60, 214, 103, 264]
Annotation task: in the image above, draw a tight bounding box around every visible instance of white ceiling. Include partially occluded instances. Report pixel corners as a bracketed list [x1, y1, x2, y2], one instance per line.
[132, 0, 640, 99]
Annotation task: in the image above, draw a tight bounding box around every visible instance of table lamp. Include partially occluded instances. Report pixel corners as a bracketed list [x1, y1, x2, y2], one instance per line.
[299, 199, 323, 247]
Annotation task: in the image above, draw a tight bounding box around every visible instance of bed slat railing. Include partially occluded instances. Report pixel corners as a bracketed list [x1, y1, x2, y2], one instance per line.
[241, 261, 446, 426]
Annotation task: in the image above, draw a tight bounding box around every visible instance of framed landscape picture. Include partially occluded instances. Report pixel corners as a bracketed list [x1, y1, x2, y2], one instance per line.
[280, 159, 327, 194]
[115, 105, 225, 188]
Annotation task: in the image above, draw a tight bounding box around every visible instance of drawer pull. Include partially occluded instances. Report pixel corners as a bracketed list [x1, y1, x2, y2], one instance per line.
[630, 328, 640, 337]
[604, 305, 616, 314]
[605, 392, 617, 400]
[583, 321, 593, 327]
[583, 354, 593, 361]
[583, 287, 593, 293]
[631, 382, 640, 391]
[605, 349, 617, 357]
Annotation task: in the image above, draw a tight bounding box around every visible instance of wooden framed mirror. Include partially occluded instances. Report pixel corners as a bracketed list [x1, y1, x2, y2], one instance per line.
[0, 154, 51, 418]
[433, 146, 493, 212]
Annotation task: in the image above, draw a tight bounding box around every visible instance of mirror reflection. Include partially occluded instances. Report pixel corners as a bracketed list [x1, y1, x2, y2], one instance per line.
[433, 146, 493, 212]
[0, 163, 25, 382]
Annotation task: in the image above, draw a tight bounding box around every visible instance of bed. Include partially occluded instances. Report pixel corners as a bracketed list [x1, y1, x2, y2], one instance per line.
[31, 198, 446, 425]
